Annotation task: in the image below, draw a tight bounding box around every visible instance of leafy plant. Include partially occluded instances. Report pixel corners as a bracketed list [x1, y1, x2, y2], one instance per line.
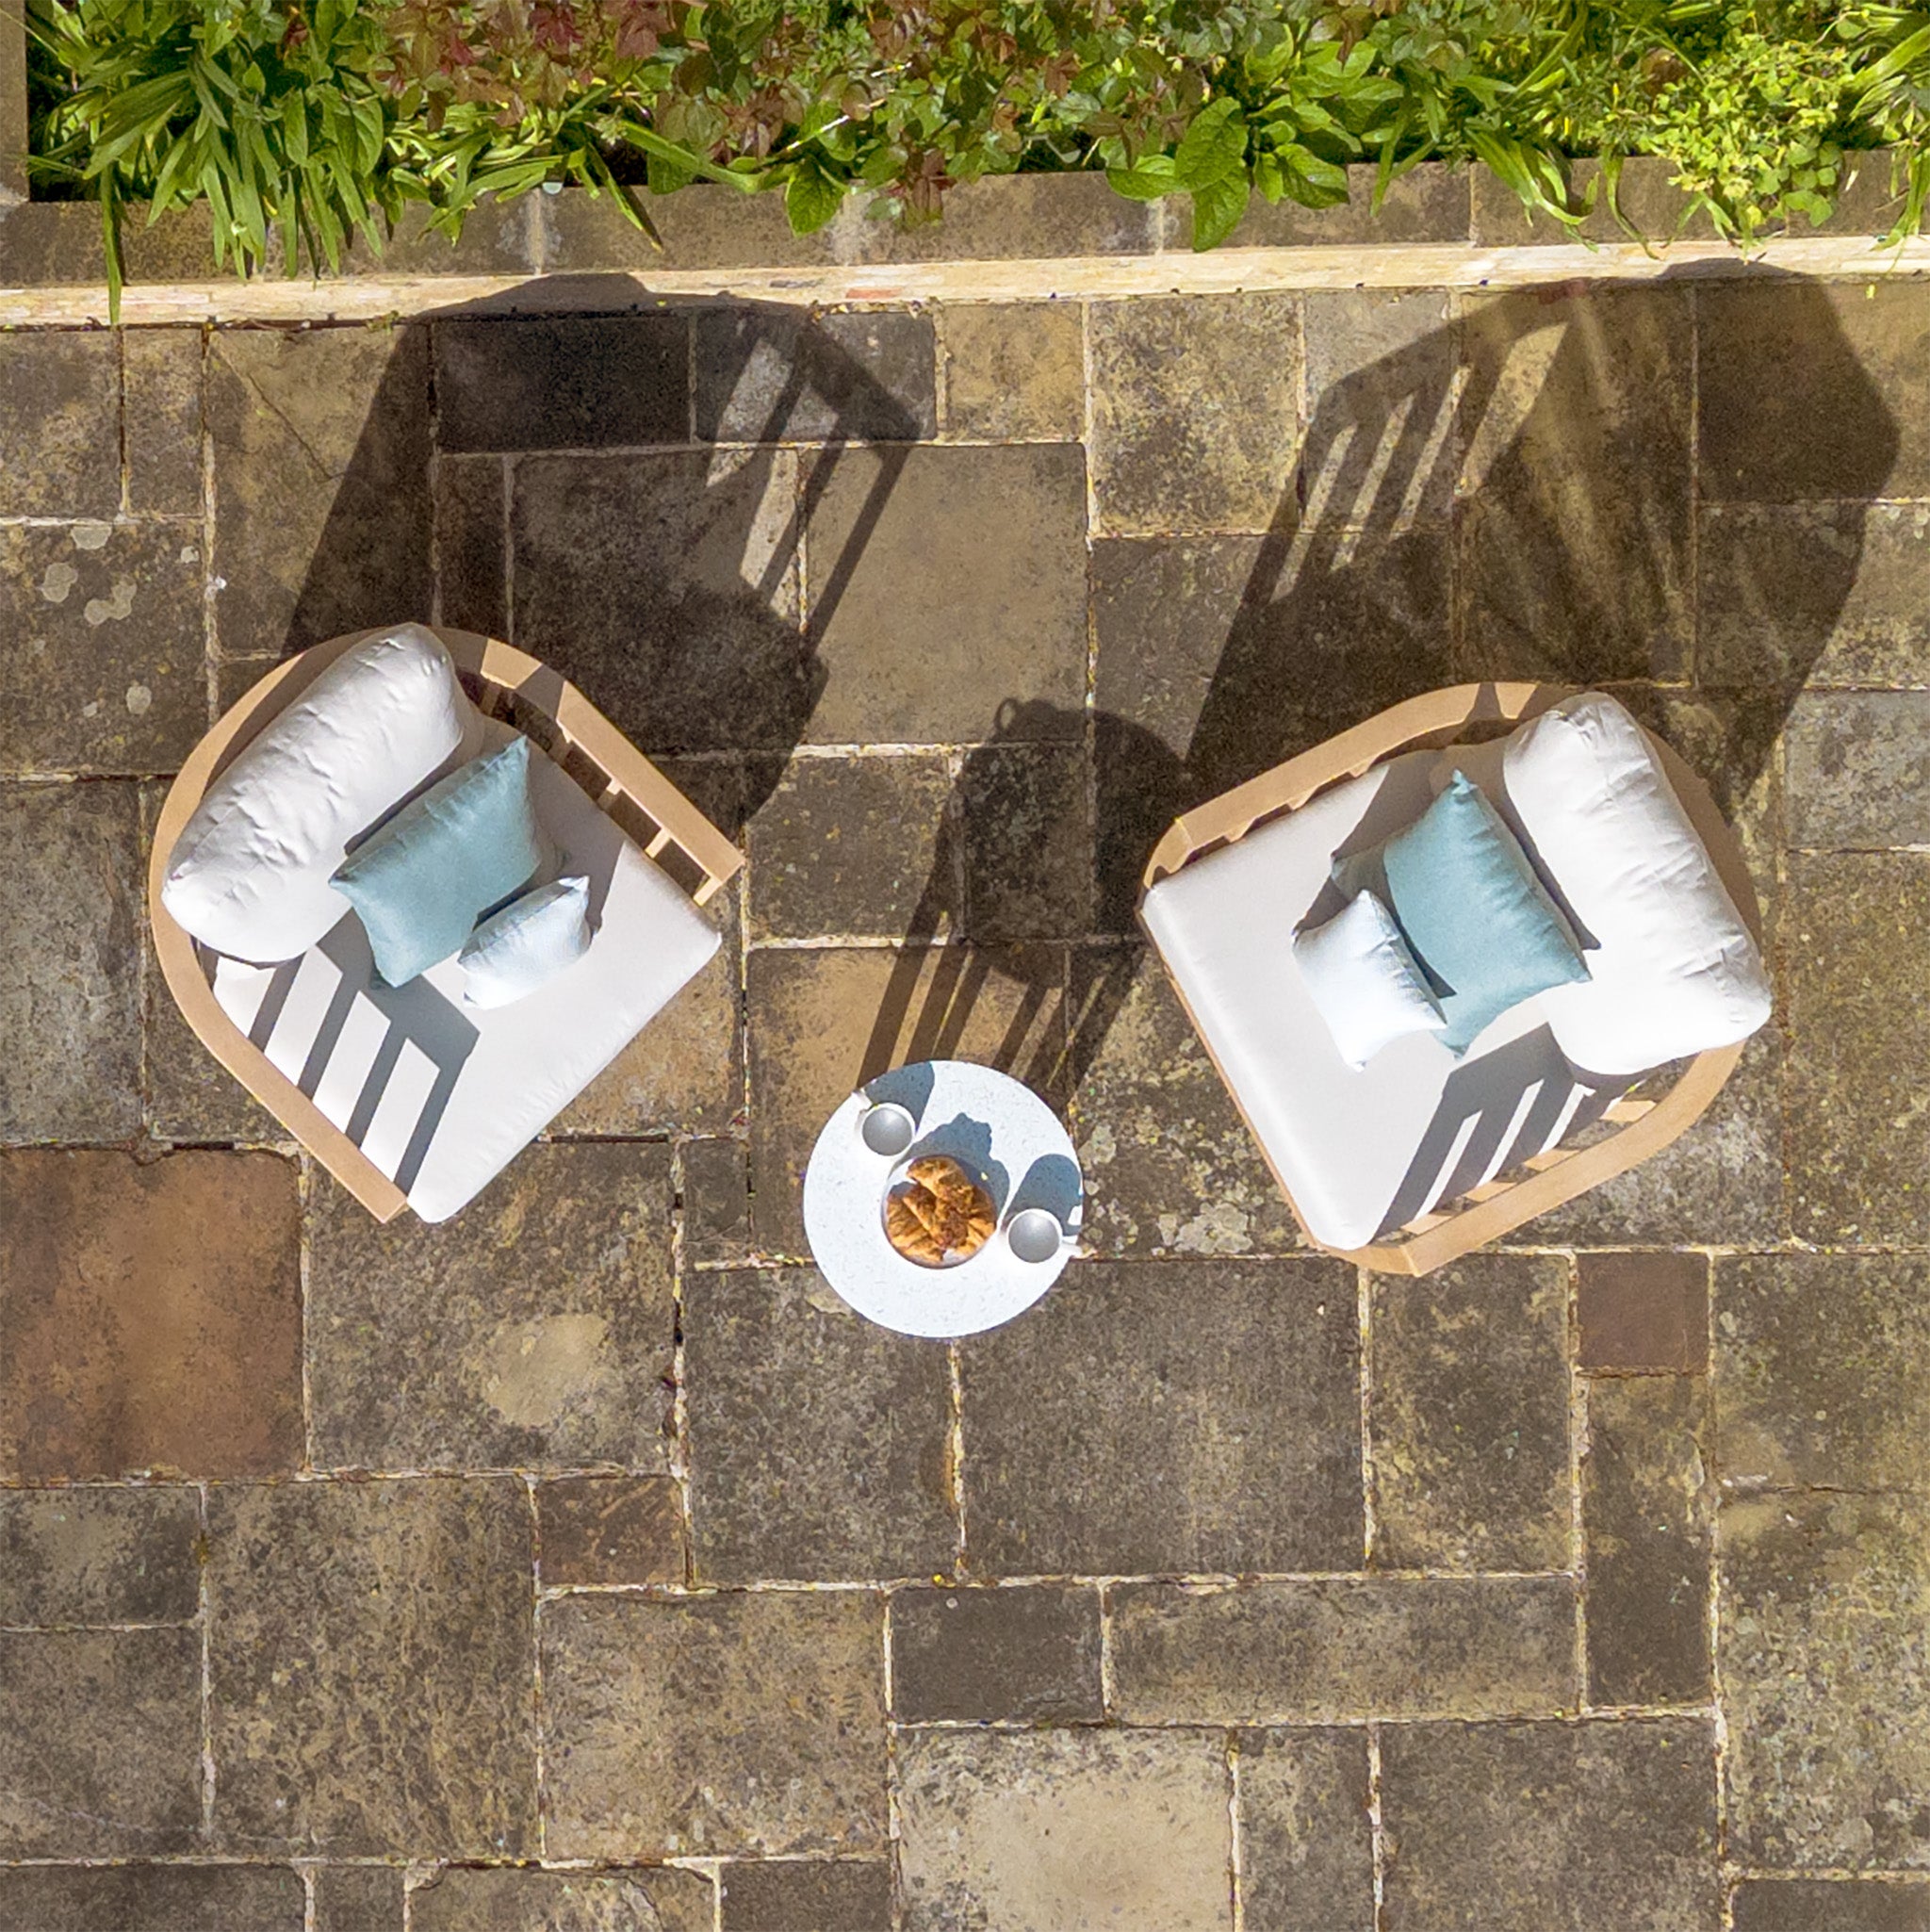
[29, 0, 408, 307]
[23, 0, 1930, 316]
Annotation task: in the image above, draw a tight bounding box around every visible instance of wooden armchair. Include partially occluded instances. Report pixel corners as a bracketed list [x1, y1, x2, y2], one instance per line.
[1140, 682, 1759, 1274]
[149, 627, 743, 1221]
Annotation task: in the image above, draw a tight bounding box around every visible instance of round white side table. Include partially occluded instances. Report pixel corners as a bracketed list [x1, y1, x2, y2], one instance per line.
[802, 1059, 1084, 1338]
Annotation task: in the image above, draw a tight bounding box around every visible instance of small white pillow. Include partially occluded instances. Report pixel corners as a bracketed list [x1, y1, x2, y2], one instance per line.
[1502, 693, 1771, 1075]
[460, 876, 593, 1010]
[163, 625, 482, 963]
[1293, 889, 1448, 1069]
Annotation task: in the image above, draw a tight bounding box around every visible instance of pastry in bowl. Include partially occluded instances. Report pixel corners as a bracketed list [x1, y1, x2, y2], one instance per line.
[885, 1155, 996, 1267]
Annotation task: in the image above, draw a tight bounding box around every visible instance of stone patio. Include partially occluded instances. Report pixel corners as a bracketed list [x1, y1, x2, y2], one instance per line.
[3, 270, 1930, 1926]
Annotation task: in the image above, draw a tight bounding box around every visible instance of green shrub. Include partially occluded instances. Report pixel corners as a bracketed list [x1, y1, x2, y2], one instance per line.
[24, 0, 1930, 313]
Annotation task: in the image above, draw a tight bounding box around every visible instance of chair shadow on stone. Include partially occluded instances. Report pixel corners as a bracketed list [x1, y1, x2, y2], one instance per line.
[863, 266, 1898, 1166]
[262, 282, 925, 839]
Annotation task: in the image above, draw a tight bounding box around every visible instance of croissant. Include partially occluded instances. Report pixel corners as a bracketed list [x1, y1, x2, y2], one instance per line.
[886, 1156, 996, 1265]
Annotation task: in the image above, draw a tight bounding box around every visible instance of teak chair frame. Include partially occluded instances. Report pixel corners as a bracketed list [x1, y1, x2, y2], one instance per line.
[148, 626, 744, 1224]
[1140, 681, 1758, 1276]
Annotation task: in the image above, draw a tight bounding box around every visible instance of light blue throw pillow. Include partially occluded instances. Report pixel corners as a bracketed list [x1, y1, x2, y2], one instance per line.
[332, 736, 546, 987]
[1335, 771, 1588, 1055]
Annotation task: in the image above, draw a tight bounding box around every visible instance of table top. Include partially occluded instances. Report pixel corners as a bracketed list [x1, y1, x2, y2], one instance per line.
[802, 1059, 1084, 1338]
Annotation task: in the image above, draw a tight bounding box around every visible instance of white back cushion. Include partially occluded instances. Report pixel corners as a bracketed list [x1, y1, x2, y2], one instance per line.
[163, 626, 482, 963]
[1502, 693, 1771, 1075]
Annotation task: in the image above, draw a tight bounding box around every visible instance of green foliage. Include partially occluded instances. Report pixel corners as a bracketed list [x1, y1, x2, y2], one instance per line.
[24, 0, 1930, 315]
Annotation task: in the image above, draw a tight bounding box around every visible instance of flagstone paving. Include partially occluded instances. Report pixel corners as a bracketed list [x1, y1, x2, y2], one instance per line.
[5, 272, 1930, 1924]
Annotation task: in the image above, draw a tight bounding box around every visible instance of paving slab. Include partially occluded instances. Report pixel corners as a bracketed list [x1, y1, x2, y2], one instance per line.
[124, 328, 205, 516]
[0, 1866, 306, 1931]
[0, 520, 205, 775]
[744, 942, 1066, 1254]
[1699, 280, 1914, 502]
[1110, 1577, 1575, 1724]
[1379, 1717, 1719, 1931]
[746, 750, 955, 941]
[938, 302, 1085, 443]
[1731, 1878, 1930, 1931]
[895, 1727, 1233, 1932]
[207, 324, 431, 658]
[1087, 292, 1300, 536]
[1583, 1375, 1714, 1708]
[1369, 1254, 1572, 1573]
[681, 1135, 755, 1264]
[1578, 1252, 1709, 1374]
[1236, 1728, 1375, 1932]
[800, 443, 1088, 745]
[511, 446, 808, 756]
[307, 1143, 677, 1472]
[204, 1477, 537, 1856]
[0, 779, 142, 1140]
[1722, 1491, 1930, 1870]
[0, 1626, 204, 1854]
[1066, 944, 1304, 1257]
[718, 1859, 893, 1932]
[683, 1267, 956, 1584]
[1713, 1251, 1930, 1499]
[409, 1866, 712, 1932]
[0, 330, 121, 518]
[0, 1149, 302, 1480]
[890, 1584, 1104, 1722]
[694, 309, 936, 443]
[1301, 288, 1455, 530]
[541, 1589, 887, 1858]
[0, 1484, 201, 1625]
[1786, 853, 1930, 1245]
[314, 1867, 405, 1932]
[958, 743, 1093, 942]
[538, 1474, 685, 1588]
[1459, 286, 1693, 685]
[1698, 502, 1930, 692]
[434, 313, 691, 452]
[1786, 692, 1930, 849]
[959, 1258, 1361, 1577]
[433, 450, 508, 636]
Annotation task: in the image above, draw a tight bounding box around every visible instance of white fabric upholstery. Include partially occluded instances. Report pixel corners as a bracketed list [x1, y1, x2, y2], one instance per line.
[460, 875, 594, 1010]
[1143, 753, 1607, 1251]
[163, 626, 483, 963]
[1497, 693, 1772, 1076]
[207, 727, 719, 1221]
[1292, 889, 1446, 1067]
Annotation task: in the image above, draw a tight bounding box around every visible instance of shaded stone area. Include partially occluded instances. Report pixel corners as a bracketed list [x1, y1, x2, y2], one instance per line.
[4, 272, 1929, 1914]
[891, 1585, 1104, 1722]
[0, 1867, 306, 1931]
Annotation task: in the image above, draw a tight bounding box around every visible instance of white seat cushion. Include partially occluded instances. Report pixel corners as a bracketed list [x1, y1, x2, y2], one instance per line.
[207, 727, 719, 1221]
[163, 626, 483, 963]
[1143, 754, 1606, 1251]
